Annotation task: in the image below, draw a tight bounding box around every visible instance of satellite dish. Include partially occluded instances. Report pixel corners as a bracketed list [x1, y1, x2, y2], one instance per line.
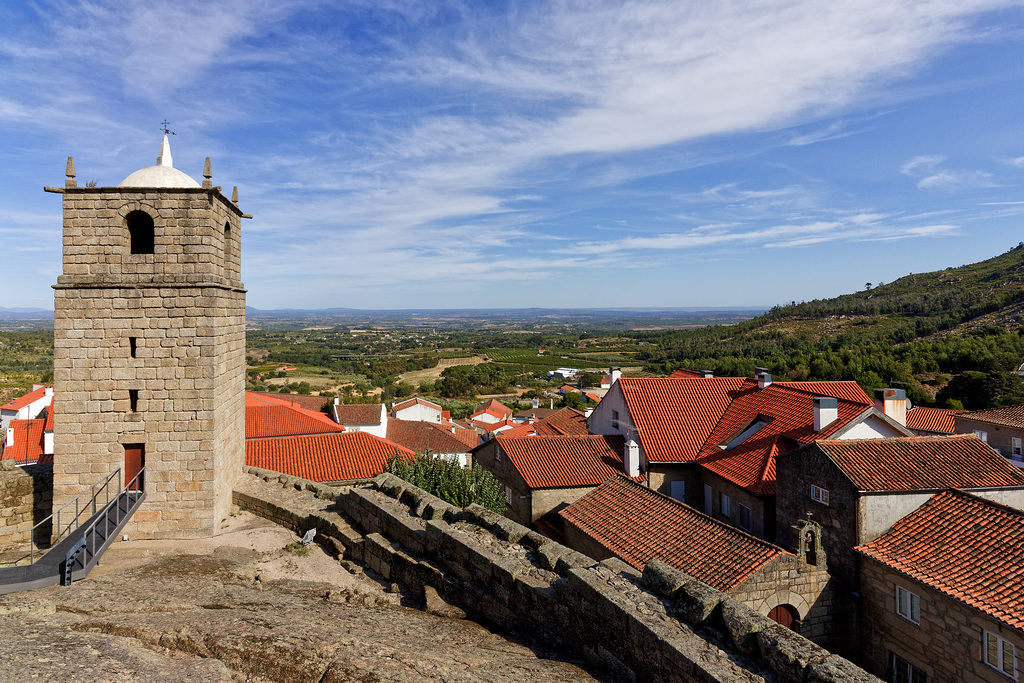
[301, 528, 317, 546]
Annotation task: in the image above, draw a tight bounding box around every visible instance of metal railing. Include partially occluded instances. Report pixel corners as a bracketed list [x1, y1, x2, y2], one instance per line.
[63, 467, 146, 583]
[0, 467, 127, 566]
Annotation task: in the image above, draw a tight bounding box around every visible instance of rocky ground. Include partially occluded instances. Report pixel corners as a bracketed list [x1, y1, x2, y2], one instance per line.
[0, 510, 599, 682]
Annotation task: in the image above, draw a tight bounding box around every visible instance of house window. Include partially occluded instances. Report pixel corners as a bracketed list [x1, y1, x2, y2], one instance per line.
[129, 389, 139, 413]
[612, 410, 620, 429]
[504, 486, 512, 507]
[126, 210, 155, 254]
[738, 504, 751, 531]
[811, 484, 830, 506]
[896, 586, 920, 625]
[129, 337, 137, 358]
[891, 653, 926, 683]
[975, 429, 988, 443]
[984, 631, 1016, 678]
[495, 446, 501, 462]
[720, 492, 731, 518]
[1013, 438, 1023, 462]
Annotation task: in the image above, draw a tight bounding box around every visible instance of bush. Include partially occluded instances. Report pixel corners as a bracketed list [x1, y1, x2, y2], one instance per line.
[385, 453, 505, 513]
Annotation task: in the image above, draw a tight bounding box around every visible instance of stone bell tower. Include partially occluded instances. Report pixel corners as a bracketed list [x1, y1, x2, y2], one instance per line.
[47, 134, 248, 538]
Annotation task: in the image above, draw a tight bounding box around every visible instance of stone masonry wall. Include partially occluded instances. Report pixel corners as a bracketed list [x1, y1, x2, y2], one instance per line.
[0, 462, 52, 547]
[52, 186, 246, 539]
[235, 467, 880, 683]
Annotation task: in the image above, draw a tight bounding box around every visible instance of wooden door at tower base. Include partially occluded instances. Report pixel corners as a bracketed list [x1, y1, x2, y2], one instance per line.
[124, 444, 145, 491]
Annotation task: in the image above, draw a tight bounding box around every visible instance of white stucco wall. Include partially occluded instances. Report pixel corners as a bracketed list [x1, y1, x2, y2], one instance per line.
[587, 384, 630, 438]
[393, 403, 442, 423]
[838, 415, 907, 440]
[862, 488, 1024, 542]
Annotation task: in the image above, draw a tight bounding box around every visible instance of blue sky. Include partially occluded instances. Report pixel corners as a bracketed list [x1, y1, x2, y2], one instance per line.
[2, 0, 1024, 311]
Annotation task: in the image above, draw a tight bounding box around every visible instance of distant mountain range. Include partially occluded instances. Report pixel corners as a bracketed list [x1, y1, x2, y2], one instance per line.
[0, 307, 52, 320]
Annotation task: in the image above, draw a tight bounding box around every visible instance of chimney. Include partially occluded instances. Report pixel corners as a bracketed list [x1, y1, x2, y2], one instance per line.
[701, 370, 714, 378]
[584, 407, 594, 418]
[550, 398, 554, 409]
[624, 439, 640, 478]
[874, 388, 907, 426]
[531, 397, 539, 409]
[610, 367, 622, 385]
[814, 397, 838, 432]
[757, 371, 772, 389]
[5, 427, 13, 448]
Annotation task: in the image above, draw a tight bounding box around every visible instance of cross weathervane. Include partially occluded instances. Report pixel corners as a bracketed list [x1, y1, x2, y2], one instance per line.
[160, 120, 176, 136]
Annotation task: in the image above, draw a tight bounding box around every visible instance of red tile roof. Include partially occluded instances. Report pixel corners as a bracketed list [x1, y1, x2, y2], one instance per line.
[667, 368, 703, 378]
[504, 408, 589, 437]
[696, 380, 874, 495]
[958, 404, 1024, 429]
[247, 391, 330, 413]
[560, 476, 783, 591]
[494, 434, 640, 489]
[471, 399, 513, 420]
[477, 419, 517, 433]
[1, 385, 51, 413]
[905, 406, 959, 434]
[246, 431, 414, 482]
[245, 405, 346, 440]
[808, 434, 1024, 492]
[855, 490, 1024, 631]
[386, 417, 478, 453]
[334, 403, 385, 426]
[2, 418, 49, 465]
[617, 377, 747, 463]
[392, 397, 442, 413]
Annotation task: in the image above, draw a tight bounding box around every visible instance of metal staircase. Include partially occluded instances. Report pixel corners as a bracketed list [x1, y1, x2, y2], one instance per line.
[0, 467, 146, 595]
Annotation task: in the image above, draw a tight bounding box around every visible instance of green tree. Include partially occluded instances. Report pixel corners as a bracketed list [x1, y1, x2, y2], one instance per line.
[385, 453, 504, 513]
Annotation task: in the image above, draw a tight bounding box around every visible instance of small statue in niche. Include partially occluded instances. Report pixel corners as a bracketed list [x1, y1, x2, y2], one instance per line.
[792, 518, 826, 568]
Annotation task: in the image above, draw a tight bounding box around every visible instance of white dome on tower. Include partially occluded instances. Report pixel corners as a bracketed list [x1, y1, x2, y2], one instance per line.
[119, 134, 200, 188]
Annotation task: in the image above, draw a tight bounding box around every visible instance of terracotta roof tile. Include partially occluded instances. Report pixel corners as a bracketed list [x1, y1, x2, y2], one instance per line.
[958, 404, 1024, 429]
[855, 490, 1024, 631]
[495, 434, 640, 489]
[471, 399, 513, 420]
[334, 403, 385, 426]
[245, 405, 346, 439]
[246, 391, 329, 412]
[617, 377, 746, 463]
[2, 418, 49, 465]
[1, 385, 51, 413]
[560, 477, 783, 591]
[386, 417, 478, 453]
[504, 408, 589, 437]
[810, 434, 1024, 491]
[392, 397, 442, 413]
[667, 368, 704, 378]
[695, 380, 874, 495]
[245, 432, 414, 482]
[905, 406, 959, 434]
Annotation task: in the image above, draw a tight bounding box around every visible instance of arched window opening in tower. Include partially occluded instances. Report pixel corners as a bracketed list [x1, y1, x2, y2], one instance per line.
[126, 210, 155, 254]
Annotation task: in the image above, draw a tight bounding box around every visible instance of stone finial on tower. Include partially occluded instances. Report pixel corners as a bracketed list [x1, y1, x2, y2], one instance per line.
[203, 157, 213, 188]
[65, 156, 77, 188]
[231, 185, 239, 203]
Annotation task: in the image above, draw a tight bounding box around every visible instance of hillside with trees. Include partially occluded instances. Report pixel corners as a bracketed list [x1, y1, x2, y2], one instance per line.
[640, 243, 1024, 410]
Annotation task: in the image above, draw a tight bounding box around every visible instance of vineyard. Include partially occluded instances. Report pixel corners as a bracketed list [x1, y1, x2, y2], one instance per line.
[484, 348, 637, 370]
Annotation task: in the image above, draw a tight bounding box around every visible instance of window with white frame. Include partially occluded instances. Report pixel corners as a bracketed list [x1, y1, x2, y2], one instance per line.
[1013, 438, 1023, 462]
[975, 429, 988, 443]
[495, 446, 501, 461]
[720, 492, 731, 518]
[984, 630, 1017, 678]
[504, 486, 513, 507]
[811, 484, 830, 506]
[891, 652, 927, 683]
[738, 504, 751, 531]
[896, 586, 920, 625]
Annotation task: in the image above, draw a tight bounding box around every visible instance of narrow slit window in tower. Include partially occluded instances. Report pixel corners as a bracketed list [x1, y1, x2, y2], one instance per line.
[129, 389, 139, 412]
[126, 210, 155, 254]
[129, 337, 137, 358]
[223, 222, 231, 274]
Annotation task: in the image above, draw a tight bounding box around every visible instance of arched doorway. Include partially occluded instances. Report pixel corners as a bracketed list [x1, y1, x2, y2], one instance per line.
[768, 604, 800, 631]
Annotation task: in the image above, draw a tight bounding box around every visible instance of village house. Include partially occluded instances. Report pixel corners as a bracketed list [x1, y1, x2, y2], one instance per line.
[385, 417, 478, 467]
[391, 397, 444, 423]
[856, 490, 1024, 682]
[469, 398, 513, 424]
[775, 434, 1024, 586]
[954, 403, 1024, 467]
[2, 402, 53, 466]
[472, 432, 642, 529]
[332, 401, 388, 438]
[560, 476, 850, 653]
[588, 373, 911, 540]
[0, 385, 52, 431]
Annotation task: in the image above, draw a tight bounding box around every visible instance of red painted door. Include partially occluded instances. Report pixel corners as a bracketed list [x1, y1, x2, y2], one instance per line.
[124, 444, 145, 491]
[769, 604, 798, 631]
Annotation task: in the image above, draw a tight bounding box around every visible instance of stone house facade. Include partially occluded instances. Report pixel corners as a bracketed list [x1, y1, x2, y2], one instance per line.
[856, 490, 1024, 682]
[48, 137, 247, 538]
[776, 435, 1024, 587]
[954, 405, 1024, 467]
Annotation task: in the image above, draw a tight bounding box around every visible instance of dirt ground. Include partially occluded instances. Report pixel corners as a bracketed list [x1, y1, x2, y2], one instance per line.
[399, 355, 486, 384]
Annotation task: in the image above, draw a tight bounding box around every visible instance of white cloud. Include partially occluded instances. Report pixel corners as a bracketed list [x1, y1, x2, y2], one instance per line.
[901, 154, 995, 190]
